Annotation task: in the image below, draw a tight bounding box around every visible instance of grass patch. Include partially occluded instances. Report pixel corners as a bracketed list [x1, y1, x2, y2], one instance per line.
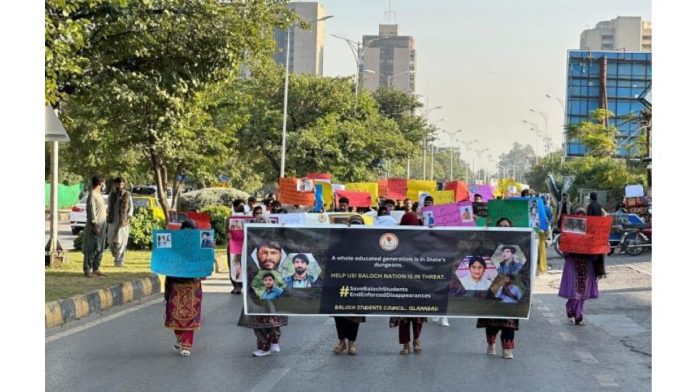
[45, 248, 228, 303]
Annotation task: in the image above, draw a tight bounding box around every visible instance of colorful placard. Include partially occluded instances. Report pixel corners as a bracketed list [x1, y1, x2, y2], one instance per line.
[278, 177, 316, 206]
[486, 199, 530, 228]
[345, 182, 379, 207]
[421, 201, 476, 227]
[151, 229, 215, 277]
[444, 181, 469, 202]
[334, 190, 372, 208]
[559, 215, 612, 254]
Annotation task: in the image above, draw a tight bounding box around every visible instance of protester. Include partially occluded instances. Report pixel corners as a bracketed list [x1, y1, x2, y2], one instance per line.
[334, 197, 350, 212]
[476, 217, 520, 359]
[82, 175, 108, 277]
[402, 198, 414, 213]
[555, 192, 572, 230]
[270, 200, 288, 214]
[558, 206, 605, 326]
[586, 191, 605, 216]
[252, 205, 264, 218]
[332, 215, 367, 355]
[232, 199, 246, 214]
[390, 215, 427, 354]
[163, 219, 203, 357]
[244, 196, 257, 213]
[238, 215, 289, 357]
[375, 205, 398, 226]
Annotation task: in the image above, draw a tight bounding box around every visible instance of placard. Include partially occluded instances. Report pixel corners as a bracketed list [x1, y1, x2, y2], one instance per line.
[559, 215, 612, 254]
[421, 201, 476, 227]
[278, 177, 316, 206]
[334, 190, 372, 208]
[151, 229, 215, 277]
[345, 182, 379, 206]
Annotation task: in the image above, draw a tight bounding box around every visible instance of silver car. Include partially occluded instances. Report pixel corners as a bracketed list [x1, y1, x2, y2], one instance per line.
[69, 194, 108, 234]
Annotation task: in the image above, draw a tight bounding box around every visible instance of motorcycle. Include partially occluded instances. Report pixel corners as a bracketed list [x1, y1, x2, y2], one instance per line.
[621, 225, 652, 256]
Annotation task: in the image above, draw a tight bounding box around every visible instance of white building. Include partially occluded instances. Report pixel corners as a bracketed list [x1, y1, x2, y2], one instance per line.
[580, 16, 651, 52]
[361, 24, 416, 94]
[274, 2, 327, 75]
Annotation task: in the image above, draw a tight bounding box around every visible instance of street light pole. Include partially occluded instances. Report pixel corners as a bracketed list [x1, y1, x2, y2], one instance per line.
[529, 108, 548, 156]
[332, 34, 384, 96]
[442, 129, 463, 181]
[460, 139, 478, 183]
[281, 16, 333, 178]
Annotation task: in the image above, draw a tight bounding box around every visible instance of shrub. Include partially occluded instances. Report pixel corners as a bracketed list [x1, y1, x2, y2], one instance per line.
[128, 208, 166, 250]
[178, 187, 250, 211]
[200, 204, 232, 245]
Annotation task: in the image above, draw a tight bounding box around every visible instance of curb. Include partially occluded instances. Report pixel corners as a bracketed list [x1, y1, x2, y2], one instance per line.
[45, 273, 162, 329]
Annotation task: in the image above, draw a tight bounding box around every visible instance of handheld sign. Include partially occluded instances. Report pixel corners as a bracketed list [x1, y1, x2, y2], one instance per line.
[151, 229, 215, 277]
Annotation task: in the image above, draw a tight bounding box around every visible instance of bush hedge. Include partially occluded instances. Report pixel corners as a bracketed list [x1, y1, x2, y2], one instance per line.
[128, 208, 166, 250]
[178, 187, 249, 211]
[200, 204, 231, 245]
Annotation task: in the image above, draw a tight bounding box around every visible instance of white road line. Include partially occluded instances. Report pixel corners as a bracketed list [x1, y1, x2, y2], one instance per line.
[249, 368, 290, 392]
[559, 332, 578, 342]
[595, 374, 619, 387]
[46, 298, 161, 344]
[575, 349, 599, 364]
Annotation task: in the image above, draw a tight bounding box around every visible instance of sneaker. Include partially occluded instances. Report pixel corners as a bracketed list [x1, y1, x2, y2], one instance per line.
[503, 349, 514, 359]
[487, 344, 496, 356]
[567, 318, 575, 325]
[574, 319, 587, 326]
[270, 343, 280, 353]
[441, 317, 450, 327]
[179, 349, 191, 357]
[253, 349, 271, 357]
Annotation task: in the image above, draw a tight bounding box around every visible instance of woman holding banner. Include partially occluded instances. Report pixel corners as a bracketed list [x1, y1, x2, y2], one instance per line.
[558, 206, 605, 326]
[476, 217, 519, 359]
[163, 220, 203, 357]
[390, 212, 427, 354]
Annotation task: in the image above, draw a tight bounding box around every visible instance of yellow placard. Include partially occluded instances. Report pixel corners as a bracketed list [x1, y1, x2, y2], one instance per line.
[316, 180, 333, 209]
[406, 179, 437, 192]
[431, 190, 455, 205]
[360, 214, 374, 225]
[345, 182, 379, 206]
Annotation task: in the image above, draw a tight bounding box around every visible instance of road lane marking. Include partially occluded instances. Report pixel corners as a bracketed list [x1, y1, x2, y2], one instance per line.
[46, 298, 161, 344]
[559, 332, 578, 342]
[575, 349, 599, 364]
[249, 368, 290, 392]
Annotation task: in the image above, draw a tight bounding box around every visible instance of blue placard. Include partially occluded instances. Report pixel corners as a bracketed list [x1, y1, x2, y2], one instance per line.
[151, 229, 215, 277]
[312, 183, 324, 212]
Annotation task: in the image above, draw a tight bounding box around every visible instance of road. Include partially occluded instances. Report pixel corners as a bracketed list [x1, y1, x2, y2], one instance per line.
[45, 220, 78, 251]
[46, 252, 651, 391]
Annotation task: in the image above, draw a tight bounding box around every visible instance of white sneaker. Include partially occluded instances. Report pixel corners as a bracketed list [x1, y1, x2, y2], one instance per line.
[503, 349, 514, 359]
[253, 349, 271, 357]
[441, 317, 450, 327]
[270, 343, 280, 353]
[179, 349, 191, 357]
[487, 344, 496, 356]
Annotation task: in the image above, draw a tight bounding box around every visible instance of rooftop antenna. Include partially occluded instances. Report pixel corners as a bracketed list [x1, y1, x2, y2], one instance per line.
[384, 0, 397, 24]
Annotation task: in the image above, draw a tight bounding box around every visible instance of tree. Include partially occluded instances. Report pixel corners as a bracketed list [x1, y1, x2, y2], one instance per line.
[498, 142, 537, 181]
[566, 108, 618, 157]
[46, 0, 294, 220]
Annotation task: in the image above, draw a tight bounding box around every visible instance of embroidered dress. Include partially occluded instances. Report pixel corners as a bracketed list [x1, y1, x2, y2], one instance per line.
[164, 279, 202, 350]
[238, 312, 289, 351]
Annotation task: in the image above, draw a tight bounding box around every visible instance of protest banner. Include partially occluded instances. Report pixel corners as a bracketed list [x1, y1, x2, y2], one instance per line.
[270, 212, 306, 225]
[278, 177, 316, 206]
[377, 179, 388, 197]
[625, 184, 644, 198]
[186, 212, 212, 230]
[243, 224, 536, 318]
[334, 190, 372, 208]
[486, 199, 529, 228]
[151, 229, 215, 277]
[387, 178, 408, 200]
[305, 213, 331, 225]
[444, 181, 469, 202]
[345, 182, 379, 206]
[421, 201, 476, 227]
[559, 215, 612, 254]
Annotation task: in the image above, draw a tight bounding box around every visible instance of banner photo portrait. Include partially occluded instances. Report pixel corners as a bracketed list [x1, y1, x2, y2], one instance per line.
[421, 201, 476, 227]
[559, 215, 612, 254]
[151, 229, 215, 278]
[243, 225, 536, 318]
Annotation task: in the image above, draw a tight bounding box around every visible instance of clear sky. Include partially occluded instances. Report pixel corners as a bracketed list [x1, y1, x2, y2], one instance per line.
[314, 0, 652, 172]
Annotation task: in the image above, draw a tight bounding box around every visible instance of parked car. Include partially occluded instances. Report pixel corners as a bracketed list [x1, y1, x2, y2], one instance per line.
[69, 194, 108, 235]
[132, 195, 166, 221]
[132, 185, 173, 208]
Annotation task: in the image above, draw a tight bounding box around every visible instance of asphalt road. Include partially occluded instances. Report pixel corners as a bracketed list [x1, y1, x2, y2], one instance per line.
[45, 252, 652, 392]
[45, 221, 78, 251]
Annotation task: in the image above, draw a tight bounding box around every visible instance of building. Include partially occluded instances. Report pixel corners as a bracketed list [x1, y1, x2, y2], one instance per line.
[564, 50, 652, 157]
[273, 2, 327, 75]
[580, 16, 651, 51]
[361, 24, 416, 94]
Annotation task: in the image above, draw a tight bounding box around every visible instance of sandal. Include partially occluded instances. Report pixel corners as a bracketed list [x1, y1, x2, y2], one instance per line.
[413, 339, 422, 354]
[348, 341, 357, 355]
[333, 340, 347, 354]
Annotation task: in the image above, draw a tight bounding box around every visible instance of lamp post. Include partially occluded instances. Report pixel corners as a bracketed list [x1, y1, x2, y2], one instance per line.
[428, 118, 446, 180]
[45, 106, 70, 266]
[419, 107, 443, 179]
[472, 148, 489, 182]
[441, 129, 463, 180]
[331, 34, 384, 96]
[281, 15, 334, 178]
[545, 93, 565, 161]
[460, 139, 478, 183]
[529, 108, 549, 156]
[523, 120, 542, 164]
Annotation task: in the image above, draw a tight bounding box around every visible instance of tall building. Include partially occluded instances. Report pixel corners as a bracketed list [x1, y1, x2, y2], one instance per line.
[580, 16, 652, 51]
[564, 50, 652, 157]
[273, 2, 326, 75]
[361, 24, 416, 94]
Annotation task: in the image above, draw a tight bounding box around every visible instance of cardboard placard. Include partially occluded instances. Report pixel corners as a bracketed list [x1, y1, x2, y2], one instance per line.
[486, 199, 530, 228]
[444, 181, 470, 202]
[306, 172, 332, 180]
[559, 215, 612, 254]
[334, 190, 372, 208]
[186, 212, 212, 230]
[278, 177, 316, 206]
[431, 190, 455, 205]
[625, 184, 644, 198]
[421, 201, 476, 227]
[345, 182, 379, 207]
[387, 178, 408, 199]
[468, 184, 495, 202]
[151, 229, 215, 277]
[377, 179, 388, 197]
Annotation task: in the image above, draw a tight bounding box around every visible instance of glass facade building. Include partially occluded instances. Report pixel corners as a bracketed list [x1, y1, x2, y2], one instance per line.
[564, 50, 651, 157]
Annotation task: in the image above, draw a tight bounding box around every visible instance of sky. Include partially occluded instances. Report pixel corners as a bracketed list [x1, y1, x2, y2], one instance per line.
[311, 0, 652, 172]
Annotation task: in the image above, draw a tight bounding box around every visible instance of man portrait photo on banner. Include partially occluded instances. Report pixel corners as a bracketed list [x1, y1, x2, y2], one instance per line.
[251, 270, 286, 300]
[251, 240, 287, 271]
[493, 245, 526, 276]
[281, 253, 323, 289]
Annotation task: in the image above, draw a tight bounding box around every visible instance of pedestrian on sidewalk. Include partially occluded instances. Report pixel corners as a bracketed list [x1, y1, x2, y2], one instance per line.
[390, 212, 427, 354]
[82, 175, 107, 277]
[164, 219, 203, 357]
[238, 215, 288, 357]
[106, 177, 133, 267]
[558, 204, 606, 326]
[476, 217, 520, 359]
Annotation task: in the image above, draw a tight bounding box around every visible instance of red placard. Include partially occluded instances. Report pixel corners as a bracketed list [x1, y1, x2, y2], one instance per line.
[278, 177, 316, 206]
[445, 181, 470, 202]
[377, 179, 388, 197]
[186, 212, 212, 230]
[559, 215, 612, 255]
[334, 190, 372, 208]
[306, 172, 332, 180]
[387, 178, 408, 199]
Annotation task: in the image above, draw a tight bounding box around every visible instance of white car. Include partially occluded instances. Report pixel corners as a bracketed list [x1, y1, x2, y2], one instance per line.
[69, 194, 108, 235]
